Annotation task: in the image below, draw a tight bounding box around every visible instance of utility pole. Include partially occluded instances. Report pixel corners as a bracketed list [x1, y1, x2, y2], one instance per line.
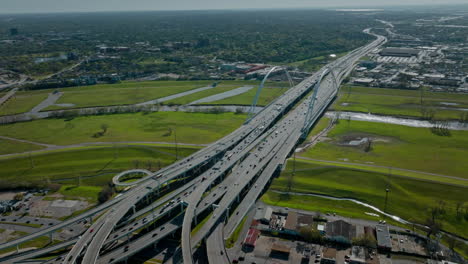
[384, 188, 390, 214]
[29, 152, 34, 168]
[174, 127, 179, 161]
[292, 149, 296, 176]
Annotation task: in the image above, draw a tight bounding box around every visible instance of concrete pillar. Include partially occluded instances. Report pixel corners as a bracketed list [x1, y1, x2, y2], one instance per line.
[16, 244, 19, 253]
[89, 216, 93, 224]
[132, 205, 136, 214]
[49, 232, 53, 243]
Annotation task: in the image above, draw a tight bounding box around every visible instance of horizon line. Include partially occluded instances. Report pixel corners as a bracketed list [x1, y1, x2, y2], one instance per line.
[1, 3, 467, 15]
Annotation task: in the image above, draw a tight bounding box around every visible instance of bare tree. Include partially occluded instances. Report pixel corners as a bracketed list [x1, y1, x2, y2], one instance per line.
[455, 202, 464, 218]
[101, 123, 109, 134]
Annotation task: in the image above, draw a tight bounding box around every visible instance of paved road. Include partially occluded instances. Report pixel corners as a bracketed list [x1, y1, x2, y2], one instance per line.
[137, 85, 215, 106]
[296, 156, 468, 186]
[206, 223, 230, 264]
[111, 169, 153, 186]
[29, 92, 63, 113]
[187, 86, 254, 105]
[0, 88, 18, 107]
[0, 104, 262, 125]
[6, 30, 386, 263]
[0, 140, 209, 159]
[183, 31, 386, 263]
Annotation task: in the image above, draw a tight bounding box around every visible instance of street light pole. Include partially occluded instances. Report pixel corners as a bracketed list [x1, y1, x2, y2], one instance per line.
[174, 127, 179, 161]
[384, 188, 390, 214]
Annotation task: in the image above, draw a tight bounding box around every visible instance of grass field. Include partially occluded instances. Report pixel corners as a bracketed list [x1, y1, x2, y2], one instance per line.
[43, 80, 262, 110]
[226, 215, 248, 248]
[301, 119, 468, 178]
[0, 138, 45, 155]
[269, 160, 468, 238]
[304, 117, 330, 142]
[208, 86, 289, 106]
[333, 86, 468, 120]
[164, 85, 246, 105]
[44, 80, 214, 110]
[0, 112, 246, 145]
[0, 145, 198, 188]
[0, 90, 49, 115]
[262, 191, 383, 223]
[57, 185, 104, 203]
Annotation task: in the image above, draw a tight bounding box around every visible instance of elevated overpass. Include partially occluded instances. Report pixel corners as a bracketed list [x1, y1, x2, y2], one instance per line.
[1, 30, 386, 264]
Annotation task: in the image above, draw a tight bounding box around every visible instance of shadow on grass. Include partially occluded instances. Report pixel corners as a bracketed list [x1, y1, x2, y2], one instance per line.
[64, 185, 78, 191]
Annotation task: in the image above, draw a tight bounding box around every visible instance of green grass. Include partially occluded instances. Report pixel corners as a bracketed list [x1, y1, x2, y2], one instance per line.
[226, 215, 248, 248]
[301, 119, 468, 179]
[334, 86, 468, 120]
[164, 85, 246, 105]
[304, 117, 330, 142]
[0, 90, 49, 115]
[271, 160, 468, 238]
[44, 80, 262, 110]
[191, 212, 212, 236]
[0, 138, 45, 155]
[0, 234, 56, 255]
[0, 145, 198, 188]
[262, 191, 382, 222]
[208, 86, 289, 106]
[56, 185, 103, 202]
[0, 111, 246, 145]
[286, 52, 348, 72]
[296, 158, 467, 187]
[0, 221, 42, 228]
[44, 80, 213, 110]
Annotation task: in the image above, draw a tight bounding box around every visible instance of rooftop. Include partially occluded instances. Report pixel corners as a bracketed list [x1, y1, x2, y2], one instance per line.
[271, 243, 291, 254]
[322, 247, 337, 259]
[243, 228, 260, 247]
[284, 211, 298, 231]
[376, 224, 392, 249]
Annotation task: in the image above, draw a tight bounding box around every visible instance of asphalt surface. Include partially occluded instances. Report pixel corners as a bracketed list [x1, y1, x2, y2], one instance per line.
[29, 92, 63, 113]
[182, 31, 386, 263]
[5, 30, 386, 264]
[206, 223, 230, 264]
[187, 85, 254, 105]
[137, 85, 215, 106]
[0, 88, 18, 106]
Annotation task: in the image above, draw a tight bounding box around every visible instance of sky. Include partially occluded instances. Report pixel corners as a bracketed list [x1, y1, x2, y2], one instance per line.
[1, 0, 467, 14]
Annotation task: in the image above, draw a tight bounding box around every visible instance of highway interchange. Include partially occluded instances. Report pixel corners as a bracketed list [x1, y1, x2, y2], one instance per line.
[0, 30, 386, 264]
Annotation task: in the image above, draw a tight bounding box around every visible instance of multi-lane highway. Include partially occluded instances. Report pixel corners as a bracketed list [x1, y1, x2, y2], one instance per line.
[1, 29, 385, 264]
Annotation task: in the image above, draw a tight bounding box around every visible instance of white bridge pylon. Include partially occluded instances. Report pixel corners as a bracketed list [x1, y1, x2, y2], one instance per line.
[246, 66, 294, 122]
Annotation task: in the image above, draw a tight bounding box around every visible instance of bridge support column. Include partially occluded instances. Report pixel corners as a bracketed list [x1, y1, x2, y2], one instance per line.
[16, 244, 19, 253]
[49, 232, 53, 243]
[89, 216, 93, 224]
[132, 205, 136, 214]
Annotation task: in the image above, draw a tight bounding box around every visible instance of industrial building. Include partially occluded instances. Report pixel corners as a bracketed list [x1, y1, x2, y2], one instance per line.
[376, 224, 392, 252]
[321, 248, 337, 264]
[379, 47, 420, 57]
[326, 220, 356, 244]
[243, 228, 260, 249]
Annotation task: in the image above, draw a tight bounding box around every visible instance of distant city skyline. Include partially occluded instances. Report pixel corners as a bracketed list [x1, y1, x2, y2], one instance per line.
[1, 0, 467, 14]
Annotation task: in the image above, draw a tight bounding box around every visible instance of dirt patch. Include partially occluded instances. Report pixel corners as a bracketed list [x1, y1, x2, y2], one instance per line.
[334, 132, 398, 152]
